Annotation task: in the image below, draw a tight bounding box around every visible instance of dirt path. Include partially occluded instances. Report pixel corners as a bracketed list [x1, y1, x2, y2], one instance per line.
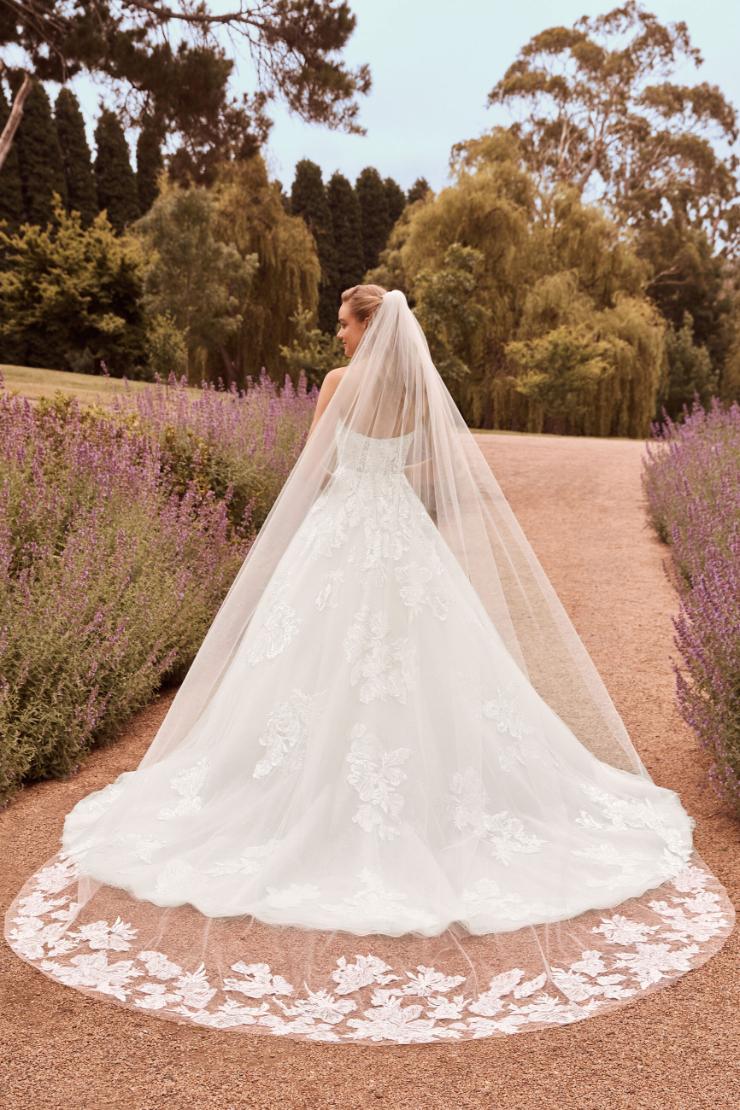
[1, 432, 737, 1110]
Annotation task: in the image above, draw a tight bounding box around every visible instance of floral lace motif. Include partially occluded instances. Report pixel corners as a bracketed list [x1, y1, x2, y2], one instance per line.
[395, 559, 449, 620]
[252, 688, 322, 780]
[203, 838, 282, 878]
[246, 584, 302, 666]
[448, 767, 546, 864]
[345, 724, 412, 839]
[314, 568, 345, 611]
[343, 604, 417, 704]
[7, 855, 732, 1044]
[157, 757, 210, 820]
[481, 681, 538, 773]
[320, 868, 440, 931]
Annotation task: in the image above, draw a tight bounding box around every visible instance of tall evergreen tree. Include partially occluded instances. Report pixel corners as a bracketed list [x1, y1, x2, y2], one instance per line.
[407, 177, 432, 206]
[0, 81, 24, 232]
[384, 176, 406, 232]
[355, 166, 390, 273]
[94, 109, 139, 233]
[290, 159, 336, 333]
[136, 116, 164, 216]
[327, 171, 364, 301]
[8, 75, 66, 225]
[54, 87, 97, 226]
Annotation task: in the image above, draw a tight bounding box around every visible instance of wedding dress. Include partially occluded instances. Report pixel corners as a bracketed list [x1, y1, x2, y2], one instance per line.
[4, 290, 734, 1044]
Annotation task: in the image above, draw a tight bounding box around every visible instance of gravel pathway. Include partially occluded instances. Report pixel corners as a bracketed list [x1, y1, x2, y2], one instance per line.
[1, 431, 737, 1110]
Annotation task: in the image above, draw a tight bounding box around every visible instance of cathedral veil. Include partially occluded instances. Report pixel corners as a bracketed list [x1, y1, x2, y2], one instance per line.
[137, 288, 642, 776]
[4, 288, 734, 1044]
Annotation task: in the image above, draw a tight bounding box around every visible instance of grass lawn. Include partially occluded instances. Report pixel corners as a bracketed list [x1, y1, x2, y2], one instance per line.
[0, 364, 199, 406]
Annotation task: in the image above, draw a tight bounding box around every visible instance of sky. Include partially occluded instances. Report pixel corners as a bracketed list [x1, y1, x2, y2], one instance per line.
[66, 0, 740, 196]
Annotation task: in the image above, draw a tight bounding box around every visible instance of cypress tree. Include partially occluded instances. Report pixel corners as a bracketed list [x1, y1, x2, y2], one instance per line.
[384, 176, 406, 232]
[136, 116, 164, 216]
[9, 75, 66, 226]
[94, 109, 139, 233]
[0, 81, 24, 232]
[290, 159, 337, 333]
[407, 177, 432, 205]
[355, 167, 390, 273]
[54, 87, 97, 226]
[327, 171, 365, 298]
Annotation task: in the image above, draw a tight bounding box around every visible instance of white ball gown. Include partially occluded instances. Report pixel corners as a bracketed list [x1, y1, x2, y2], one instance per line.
[4, 292, 735, 1045]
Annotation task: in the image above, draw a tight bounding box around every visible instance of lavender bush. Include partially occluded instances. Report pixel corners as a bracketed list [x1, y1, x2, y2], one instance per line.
[0, 368, 316, 806]
[642, 396, 740, 814]
[105, 368, 318, 536]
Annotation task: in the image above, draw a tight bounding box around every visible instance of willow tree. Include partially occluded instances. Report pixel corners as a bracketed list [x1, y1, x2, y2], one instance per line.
[211, 155, 321, 382]
[370, 130, 665, 436]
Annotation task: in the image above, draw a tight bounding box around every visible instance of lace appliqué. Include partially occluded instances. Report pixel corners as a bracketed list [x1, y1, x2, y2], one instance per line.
[203, 838, 282, 878]
[572, 782, 694, 886]
[448, 767, 546, 864]
[157, 757, 210, 820]
[246, 582, 301, 666]
[315, 568, 345, 611]
[395, 558, 449, 620]
[482, 682, 538, 773]
[343, 603, 417, 704]
[345, 724, 412, 839]
[252, 688, 322, 779]
[320, 868, 439, 932]
[9, 855, 731, 1043]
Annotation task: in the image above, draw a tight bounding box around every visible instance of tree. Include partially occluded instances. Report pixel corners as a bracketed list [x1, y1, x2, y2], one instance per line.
[407, 177, 432, 206]
[7, 74, 66, 225]
[327, 170, 365, 300]
[94, 109, 139, 233]
[0, 2, 372, 185]
[356, 166, 391, 273]
[136, 115, 164, 216]
[478, 1, 739, 256]
[290, 159, 336, 333]
[371, 130, 665, 435]
[133, 180, 257, 383]
[0, 194, 148, 375]
[660, 310, 718, 417]
[0, 81, 23, 232]
[55, 87, 97, 226]
[210, 155, 321, 382]
[384, 176, 406, 229]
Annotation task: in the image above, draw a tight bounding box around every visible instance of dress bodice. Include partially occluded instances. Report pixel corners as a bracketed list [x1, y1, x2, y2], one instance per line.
[333, 420, 414, 476]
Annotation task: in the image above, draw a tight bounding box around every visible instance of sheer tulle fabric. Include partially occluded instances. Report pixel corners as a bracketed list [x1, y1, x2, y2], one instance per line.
[4, 290, 734, 1044]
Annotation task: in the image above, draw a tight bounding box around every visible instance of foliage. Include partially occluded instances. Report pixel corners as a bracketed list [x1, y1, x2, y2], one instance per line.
[0, 379, 244, 804]
[278, 306, 345, 388]
[54, 86, 97, 226]
[209, 156, 322, 381]
[94, 108, 139, 233]
[327, 170, 365, 301]
[105, 368, 319, 536]
[373, 130, 664, 434]
[6, 74, 66, 225]
[0, 195, 149, 376]
[479, 0, 739, 256]
[132, 179, 257, 383]
[661, 311, 718, 419]
[356, 166, 393, 273]
[291, 158, 338, 334]
[0, 1, 372, 186]
[642, 397, 740, 813]
[0, 363, 317, 803]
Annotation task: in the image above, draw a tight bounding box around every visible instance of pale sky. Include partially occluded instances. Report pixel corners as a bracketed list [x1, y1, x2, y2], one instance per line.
[64, 1, 739, 196]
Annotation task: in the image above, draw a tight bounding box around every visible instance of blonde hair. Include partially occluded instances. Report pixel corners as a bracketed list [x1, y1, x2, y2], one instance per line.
[340, 284, 387, 326]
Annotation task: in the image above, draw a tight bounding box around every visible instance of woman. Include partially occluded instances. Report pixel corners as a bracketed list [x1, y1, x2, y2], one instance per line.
[4, 286, 734, 1045]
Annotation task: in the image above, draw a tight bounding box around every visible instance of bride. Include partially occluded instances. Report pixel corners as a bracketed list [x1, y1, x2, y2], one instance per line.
[5, 285, 734, 1044]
